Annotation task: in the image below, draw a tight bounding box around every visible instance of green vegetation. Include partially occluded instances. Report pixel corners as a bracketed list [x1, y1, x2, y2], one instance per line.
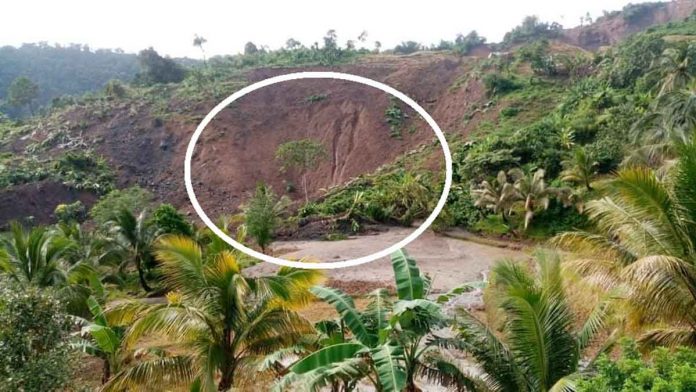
[0, 283, 74, 391]
[385, 97, 406, 138]
[0, 43, 139, 118]
[104, 235, 323, 391]
[276, 138, 327, 203]
[439, 251, 609, 390]
[578, 338, 696, 391]
[7, 76, 39, 115]
[3, 8, 696, 391]
[280, 250, 456, 391]
[243, 184, 288, 252]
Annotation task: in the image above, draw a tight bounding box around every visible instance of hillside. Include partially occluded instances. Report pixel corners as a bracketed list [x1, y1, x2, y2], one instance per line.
[1, 0, 695, 233]
[0, 44, 140, 117]
[562, 0, 696, 49]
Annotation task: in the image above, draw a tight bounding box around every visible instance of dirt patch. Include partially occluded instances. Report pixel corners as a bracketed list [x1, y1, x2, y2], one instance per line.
[561, 0, 696, 50]
[0, 180, 97, 226]
[247, 227, 529, 293]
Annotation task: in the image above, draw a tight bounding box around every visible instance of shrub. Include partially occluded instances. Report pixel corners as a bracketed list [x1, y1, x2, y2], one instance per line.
[135, 47, 187, 85]
[244, 184, 283, 252]
[103, 79, 127, 98]
[54, 151, 114, 193]
[0, 283, 74, 391]
[152, 204, 192, 236]
[393, 41, 423, 55]
[500, 106, 521, 118]
[54, 200, 86, 223]
[578, 338, 696, 391]
[483, 73, 522, 96]
[90, 186, 153, 225]
[384, 98, 406, 138]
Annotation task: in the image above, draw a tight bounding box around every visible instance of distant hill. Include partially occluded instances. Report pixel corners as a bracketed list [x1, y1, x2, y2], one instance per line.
[0, 43, 140, 117]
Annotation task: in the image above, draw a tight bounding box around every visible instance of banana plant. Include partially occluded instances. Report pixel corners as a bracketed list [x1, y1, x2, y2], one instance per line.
[72, 296, 129, 384]
[278, 249, 464, 392]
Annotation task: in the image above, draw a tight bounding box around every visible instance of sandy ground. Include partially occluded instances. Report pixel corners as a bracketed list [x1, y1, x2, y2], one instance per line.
[247, 227, 529, 293]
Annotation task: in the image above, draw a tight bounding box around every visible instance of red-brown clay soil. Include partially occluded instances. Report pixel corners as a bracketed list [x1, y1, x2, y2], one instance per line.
[1, 54, 494, 224]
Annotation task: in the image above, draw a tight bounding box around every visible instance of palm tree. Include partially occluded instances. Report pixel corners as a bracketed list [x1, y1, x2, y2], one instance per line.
[553, 139, 696, 347]
[630, 81, 696, 165]
[472, 170, 518, 223]
[648, 47, 692, 97]
[0, 222, 72, 287]
[280, 250, 463, 392]
[107, 209, 157, 292]
[433, 251, 609, 391]
[73, 296, 130, 384]
[104, 235, 323, 391]
[375, 171, 432, 225]
[561, 146, 598, 191]
[508, 168, 554, 230]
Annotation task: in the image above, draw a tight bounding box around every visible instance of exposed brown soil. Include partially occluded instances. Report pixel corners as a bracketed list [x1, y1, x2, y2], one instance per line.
[0, 180, 97, 226]
[1, 53, 493, 225]
[5, 2, 694, 226]
[561, 0, 696, 50]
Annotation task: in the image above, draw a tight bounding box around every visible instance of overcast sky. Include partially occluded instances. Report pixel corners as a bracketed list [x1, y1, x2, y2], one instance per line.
[1, 0, 653, 58]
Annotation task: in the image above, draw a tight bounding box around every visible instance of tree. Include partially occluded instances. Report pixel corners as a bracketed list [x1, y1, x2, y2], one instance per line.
[136, 47, 187, 85]
[104, 235, 323, 391]
[107, 209, 156, 292]
[554, 139, 696, 347]
[152, 204, 193, 236]
[280, 250, 464, 392]
[0, 283, 74, 391]
[435, 251, 609, 391]
[0, 222, 72, 287]
[393, 41, 423, 55]
[561, 146, 598, 191]
[276, 139, 327, 203]
[472, 170, 518, 223]
[244, 41, 259, 55]
[508, 168, 555, 229]
[90, 186, 153, 226]
[7, 76, 39, 115]
[630, 81, 696, 165]
[648, 47, 692, 97]
[243, 183, 288, 253]
[73, 296, 130, 384]
[193, 34, 208, 65]
[285, 38, 302, 50]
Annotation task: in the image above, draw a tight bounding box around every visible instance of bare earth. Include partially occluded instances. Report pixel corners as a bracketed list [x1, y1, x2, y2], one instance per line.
[246, 227, 528, 293]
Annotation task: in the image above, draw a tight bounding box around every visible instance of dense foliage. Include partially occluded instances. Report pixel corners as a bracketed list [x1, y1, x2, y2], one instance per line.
[0, 283, 74, 391]
[0, 43, 139, 117]
[578, 339, 696, 392]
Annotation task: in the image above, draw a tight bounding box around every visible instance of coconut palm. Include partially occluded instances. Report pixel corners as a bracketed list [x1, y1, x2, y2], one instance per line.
[554, 139, 696, 347]
[648, 47, 692, 97]
[561, 146, 598, 191]
[107, 209, 157, 292]
[279, 250, 464, 392]
[103, 235, 323, 391]
[630, 81, 696, 165]
[0, 222, 106, 316]
[432, 251, 610, 391]
[508, 168, 554, 230]
[472, 170, 518, 223]
[0, 222, 73, 287]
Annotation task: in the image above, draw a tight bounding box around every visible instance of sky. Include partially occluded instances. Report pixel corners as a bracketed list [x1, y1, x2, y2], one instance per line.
[1, 0, 654, 58]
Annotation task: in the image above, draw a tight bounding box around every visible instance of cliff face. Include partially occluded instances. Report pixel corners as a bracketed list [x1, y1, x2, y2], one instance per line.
[562, 0, 696, 50]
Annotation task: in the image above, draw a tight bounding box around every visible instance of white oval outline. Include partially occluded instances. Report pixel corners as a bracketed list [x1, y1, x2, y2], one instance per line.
[185, 71, 452, 269]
